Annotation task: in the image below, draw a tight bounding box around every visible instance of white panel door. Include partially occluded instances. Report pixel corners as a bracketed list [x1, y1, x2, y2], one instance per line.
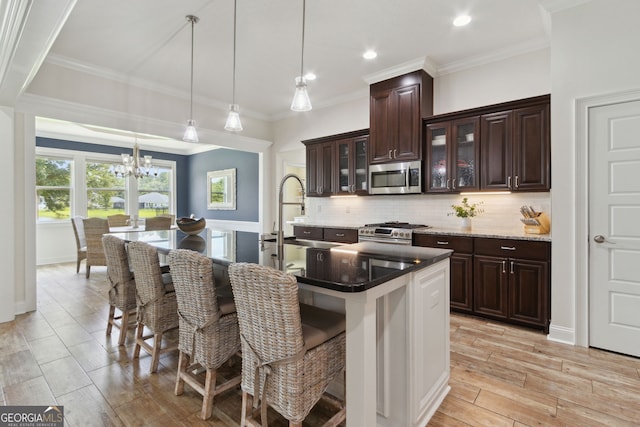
[589, 100, 640, 357]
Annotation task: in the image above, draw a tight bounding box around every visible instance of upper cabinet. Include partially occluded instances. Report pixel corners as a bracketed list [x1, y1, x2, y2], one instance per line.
[481, 100, 550, 191]
[424, 94, 551, 194]
[425, 116, 480, 193]
[369, 70, 433, 164]
[303, 129, 369, 197]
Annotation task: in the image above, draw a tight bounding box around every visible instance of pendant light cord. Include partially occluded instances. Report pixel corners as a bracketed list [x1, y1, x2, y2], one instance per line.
[232, 0, 237, 104]
[300, 0, 305, 80]
[188, 15, 196, 119]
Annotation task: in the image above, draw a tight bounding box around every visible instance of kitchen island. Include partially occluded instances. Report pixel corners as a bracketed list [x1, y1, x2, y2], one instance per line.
[109, 228, 452, 426]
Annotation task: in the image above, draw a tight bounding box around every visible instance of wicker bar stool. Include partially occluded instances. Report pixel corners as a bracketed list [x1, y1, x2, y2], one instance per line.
[102, 235, 137, 346]
[168, 249, 242, 420]
[128, 241, 178, 373]
[82, 217, 109, 278]
[228, 262, 346, 427]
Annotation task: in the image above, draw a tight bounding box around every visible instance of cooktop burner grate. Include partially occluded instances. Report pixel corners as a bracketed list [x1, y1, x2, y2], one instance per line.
[364, 222, 429, 229]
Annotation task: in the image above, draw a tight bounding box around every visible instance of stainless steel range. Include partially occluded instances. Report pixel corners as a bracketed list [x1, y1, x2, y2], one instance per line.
[358, 222, 430, 245]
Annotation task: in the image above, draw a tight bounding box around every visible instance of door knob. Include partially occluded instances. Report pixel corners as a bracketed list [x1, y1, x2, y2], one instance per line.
[594, 235, 606, 243]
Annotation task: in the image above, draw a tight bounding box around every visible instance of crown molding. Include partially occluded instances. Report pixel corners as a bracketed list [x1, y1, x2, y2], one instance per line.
[363, 57, 428, 85]
[436, 38, 550, 76]
[44, 53, 271, 122]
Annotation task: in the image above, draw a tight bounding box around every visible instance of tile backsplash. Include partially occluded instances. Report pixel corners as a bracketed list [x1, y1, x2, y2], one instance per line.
[304, 192, 551, 234]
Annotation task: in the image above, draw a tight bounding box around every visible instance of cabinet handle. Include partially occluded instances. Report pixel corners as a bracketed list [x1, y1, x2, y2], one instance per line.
[500, 246, 516, 251]
[515, 175, 519, 188]
[303, 231, 311, 235]
[335, 233, 345, 237]
[436, 241, 449, 245]
[446, 178, 451, 190]
[510, 261, 514, 274]
[388, 149, 393, 159]
[507, 176, 512, 189]
[502, 260, 506, 273]
[393, 149, 397, 158]
[452, 178, 456, 190]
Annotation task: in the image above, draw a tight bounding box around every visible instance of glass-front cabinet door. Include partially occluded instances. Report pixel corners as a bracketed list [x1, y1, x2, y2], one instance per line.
[451, 117, 479, 191]
[425, 122, 449, 192]
[335, 136, 369, 195]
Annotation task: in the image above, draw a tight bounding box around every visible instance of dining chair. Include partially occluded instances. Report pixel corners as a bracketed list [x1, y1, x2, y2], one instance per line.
[82, 217, 109, 278]
[158, 213, 176, 226]
[168, 249, 241, 420]
[102, 235, 137, 346]
[127, 240, 178, 373]
[107, 213, 130, 227]
[70, 216, 87, 273]
[145, 216, 172, 231]
[228, 262, 346, 427]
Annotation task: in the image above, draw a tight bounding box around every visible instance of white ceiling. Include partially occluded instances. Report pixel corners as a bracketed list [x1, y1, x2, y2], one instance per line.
[46, 0, 550, 122]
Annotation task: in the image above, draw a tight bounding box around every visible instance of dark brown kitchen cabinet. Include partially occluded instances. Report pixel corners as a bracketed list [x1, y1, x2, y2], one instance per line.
[303, 129, 369, 197]
[474, 238, 550, 331]
[293, 225, 358, 244]
[369, 70, 433, 164]
[336, 134, 369, 195]
[305, 141, 334, 197]
[480, 98, 550, 191]
[413, 234, 474, 313]
[425, 116, 480, 193]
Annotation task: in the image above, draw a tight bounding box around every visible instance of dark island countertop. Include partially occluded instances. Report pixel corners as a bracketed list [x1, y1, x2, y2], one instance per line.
[109, 229, 452, 293]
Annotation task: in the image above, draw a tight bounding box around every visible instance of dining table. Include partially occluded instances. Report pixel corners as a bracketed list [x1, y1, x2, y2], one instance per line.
[108, 227, 452, 427]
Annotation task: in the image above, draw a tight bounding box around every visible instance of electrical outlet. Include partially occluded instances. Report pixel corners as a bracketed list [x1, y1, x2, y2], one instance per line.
[346, 206, 351, 213]
[317, 204, 322, 213]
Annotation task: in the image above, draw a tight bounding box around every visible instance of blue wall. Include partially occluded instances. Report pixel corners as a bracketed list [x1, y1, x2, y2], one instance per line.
[188, 148, 259, 221]
[36, 138, 259, 223]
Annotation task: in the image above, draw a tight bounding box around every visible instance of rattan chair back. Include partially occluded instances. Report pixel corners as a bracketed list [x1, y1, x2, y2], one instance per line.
[107, 214, 130, 227]
[71, 216, 87, 273]
[102, 235, 137, 312]
[82, 217, 109, 278]
[145, 216, 172, 231]
[169, 249, 240, 368]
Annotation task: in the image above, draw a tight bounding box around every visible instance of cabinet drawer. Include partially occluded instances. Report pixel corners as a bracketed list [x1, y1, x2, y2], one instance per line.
[293, 226, 323, 241]
[323, 228, 358, 243]
[413, 234, 473, 253]
[474, 238, 550, 261]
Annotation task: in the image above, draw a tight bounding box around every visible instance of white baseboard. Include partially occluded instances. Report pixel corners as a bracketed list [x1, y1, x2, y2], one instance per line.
[37, 255, 75, 266]
[547, 323, 576, 346]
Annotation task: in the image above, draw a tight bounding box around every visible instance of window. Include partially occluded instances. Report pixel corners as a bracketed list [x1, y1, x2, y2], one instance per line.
[36, 156, 72, 222]
[86, 160, 126, 218]
[138, 165, 172, 219]
[35, 147, 176, 223]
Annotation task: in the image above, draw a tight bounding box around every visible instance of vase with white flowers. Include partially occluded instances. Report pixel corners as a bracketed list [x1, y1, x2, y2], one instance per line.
[449, 197, 484, 230]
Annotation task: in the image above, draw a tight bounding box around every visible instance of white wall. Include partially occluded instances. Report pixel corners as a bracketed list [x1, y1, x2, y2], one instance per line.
[548, 0, 640, 344]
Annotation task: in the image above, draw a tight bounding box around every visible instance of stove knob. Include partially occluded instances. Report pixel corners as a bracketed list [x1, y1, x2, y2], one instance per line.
[392, 231, 398, 237]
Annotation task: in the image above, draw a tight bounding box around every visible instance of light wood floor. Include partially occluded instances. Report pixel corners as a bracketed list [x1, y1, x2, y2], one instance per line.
[1, 262, 639, 426]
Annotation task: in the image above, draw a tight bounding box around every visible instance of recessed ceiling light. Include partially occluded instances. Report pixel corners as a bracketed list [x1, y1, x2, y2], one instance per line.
[304, 72, 316, 81]
[363, 49, 377, 60]
[453, 15, 471, 27]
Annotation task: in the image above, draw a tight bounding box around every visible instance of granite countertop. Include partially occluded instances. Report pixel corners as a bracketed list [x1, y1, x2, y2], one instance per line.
[293, 222, 551, 242]
[412, 227, 552, 242]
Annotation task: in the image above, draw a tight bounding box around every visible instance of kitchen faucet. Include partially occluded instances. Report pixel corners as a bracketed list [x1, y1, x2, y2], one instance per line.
[278, 173, 305, 256]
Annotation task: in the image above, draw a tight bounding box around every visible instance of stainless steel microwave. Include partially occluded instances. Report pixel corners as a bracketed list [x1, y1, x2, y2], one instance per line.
[369, 161, 422, 194]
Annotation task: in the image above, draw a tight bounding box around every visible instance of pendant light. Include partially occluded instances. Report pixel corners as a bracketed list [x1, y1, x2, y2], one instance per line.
[224, 0, 243, 131]
[290, 0, 312, 112]
[183, 15, 199, 142]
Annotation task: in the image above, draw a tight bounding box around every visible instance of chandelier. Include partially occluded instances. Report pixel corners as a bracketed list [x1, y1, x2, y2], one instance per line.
[113, 141, 157, 179]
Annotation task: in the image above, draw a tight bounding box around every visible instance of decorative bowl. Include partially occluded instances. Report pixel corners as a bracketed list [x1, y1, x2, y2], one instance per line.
[176, 217, 206, 235]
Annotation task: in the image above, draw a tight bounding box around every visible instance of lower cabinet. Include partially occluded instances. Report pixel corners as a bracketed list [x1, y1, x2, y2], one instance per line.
[413, 234, 473, 313]
[414, 234, 551, 332]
